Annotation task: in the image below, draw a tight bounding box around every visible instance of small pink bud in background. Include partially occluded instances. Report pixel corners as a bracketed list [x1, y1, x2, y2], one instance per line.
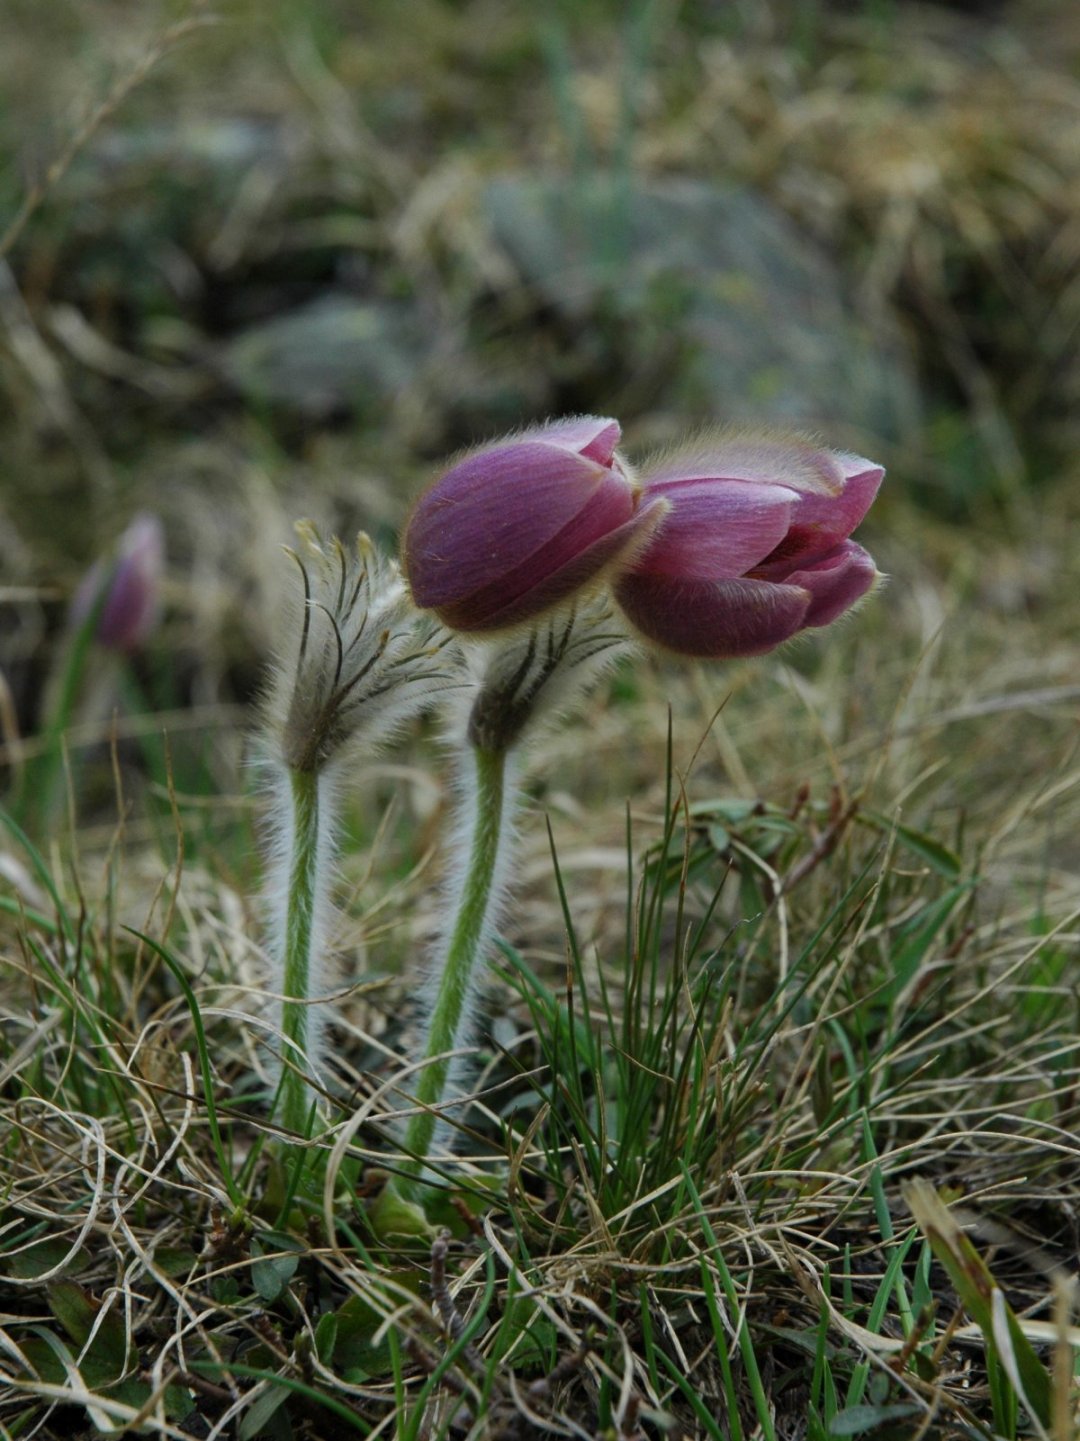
[613, 436, 883, 658]
[70, 513, 164, 653]
[402, 416, 651, 632]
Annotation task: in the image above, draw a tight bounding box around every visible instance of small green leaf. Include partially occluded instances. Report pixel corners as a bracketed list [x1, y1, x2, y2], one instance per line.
[367, 1184, 434, 1240]
[314, 1312, 338, 1364]
[4, 1238, 78, 1280]
[495, 1294, 557, 1369]
[250, 1235, 301, 1303]
[331, 1278, 422, 1378]
[422, 1183, 496, 1234]
[47, 1281, 100, 1348]
[211, 1274, 242, 1304]
[857, 810, 962, 879]
[165, 1382, 197, 1420]
[17, 1335, 67, 1386]
[154, 1246, 198, 1278]
[48, 1281, 133, 1385]
[689, 797, 762, 823]
[761, 1324, 837, 1360]
[333, 1293, 381, 1349]
[109, 1378, 153, 1411]
[238, 1382, 292, 1440]
[828, 1403, 922, 1435]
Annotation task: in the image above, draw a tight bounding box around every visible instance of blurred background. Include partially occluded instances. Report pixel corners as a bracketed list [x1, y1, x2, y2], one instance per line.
[1, 0, 1078, 858]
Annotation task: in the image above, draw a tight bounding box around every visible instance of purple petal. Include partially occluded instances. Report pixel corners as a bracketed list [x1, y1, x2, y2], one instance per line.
[438, 492, 658, 631]
[836, 452, 884, 485]
[403, 441, 632, 611]
[523, 415, 621, 465]
[753, 458, 884, 575]
[634, 479, 798, 580]
[614, 572, 812, 658]
[640, 434, 845, 497]
[429, 472, 645, 631]
[71, 513, 164, 653]
[787, 541, 878, 627]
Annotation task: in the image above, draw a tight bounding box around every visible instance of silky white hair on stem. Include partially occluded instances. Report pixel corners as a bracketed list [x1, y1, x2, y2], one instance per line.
[258, 523, 459, 1138]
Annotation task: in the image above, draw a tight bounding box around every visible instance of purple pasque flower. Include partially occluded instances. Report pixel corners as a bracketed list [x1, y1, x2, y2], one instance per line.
[402, 416, 654, 632]
[613, 435, 882, 658]
[70, 513, 164, 653]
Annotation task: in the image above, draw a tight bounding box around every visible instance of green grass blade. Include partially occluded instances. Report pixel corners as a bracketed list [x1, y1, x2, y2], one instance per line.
[125, 925, 244, 1210]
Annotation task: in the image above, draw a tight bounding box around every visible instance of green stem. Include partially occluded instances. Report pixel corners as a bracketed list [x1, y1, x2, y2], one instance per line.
[14, 568, 114, 830]
[401, 743, 508, 1192]
[277, 765, 322, 1139]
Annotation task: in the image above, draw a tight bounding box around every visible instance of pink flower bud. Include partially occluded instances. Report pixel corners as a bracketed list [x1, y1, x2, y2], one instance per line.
[70, 514, 164, 653]
[614, 437, 882, 658]
[402, 417, 649, 631]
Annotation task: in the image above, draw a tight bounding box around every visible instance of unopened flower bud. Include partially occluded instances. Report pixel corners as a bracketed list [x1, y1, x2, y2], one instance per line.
[70, 513, 164, 653]
[403, 416, 656, 632]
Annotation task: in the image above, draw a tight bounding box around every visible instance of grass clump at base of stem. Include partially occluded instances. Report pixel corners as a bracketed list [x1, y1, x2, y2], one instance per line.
[4, 684, 1078, 1439]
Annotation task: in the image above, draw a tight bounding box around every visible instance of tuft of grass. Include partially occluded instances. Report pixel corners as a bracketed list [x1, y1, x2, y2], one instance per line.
[2, 665, 1079, 1436]
[4, 503, 1080, 1434]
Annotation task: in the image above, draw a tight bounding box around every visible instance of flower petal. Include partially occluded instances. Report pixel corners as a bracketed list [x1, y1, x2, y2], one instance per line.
[525, 415, 621, 465]
[786, 541, 879, 627]
[71, 513, 164, 653]
[641, 433, 846, 497]
[615, 572, 811, 658]
[439, 496, 656, 631]
[403, 440, 631, 612]
[634, 479, 798, 580]
[753, 458, 884, 575]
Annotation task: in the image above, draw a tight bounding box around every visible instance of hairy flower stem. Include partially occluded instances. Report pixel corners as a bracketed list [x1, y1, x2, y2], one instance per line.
[262, 526, 454, 1163]
[384, 605, 631, 1214]
[276, 765, 324, 1140]
[400, 742, 509, 1194]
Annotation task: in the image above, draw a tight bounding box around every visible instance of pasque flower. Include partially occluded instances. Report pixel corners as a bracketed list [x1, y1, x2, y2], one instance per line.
[613, 435, 883, 658]
[402, 416, 655, 632]
[25, 514, 164, 834]
[70, 513, 164, 653]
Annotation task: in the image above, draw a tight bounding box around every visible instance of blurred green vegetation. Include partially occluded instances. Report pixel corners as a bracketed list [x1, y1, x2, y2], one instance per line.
[3, 0, 1079, 558]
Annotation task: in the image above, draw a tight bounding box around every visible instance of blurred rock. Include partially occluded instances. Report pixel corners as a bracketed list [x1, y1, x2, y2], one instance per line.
[484, 173, 918, 442]
[217, 295, 424, 419]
